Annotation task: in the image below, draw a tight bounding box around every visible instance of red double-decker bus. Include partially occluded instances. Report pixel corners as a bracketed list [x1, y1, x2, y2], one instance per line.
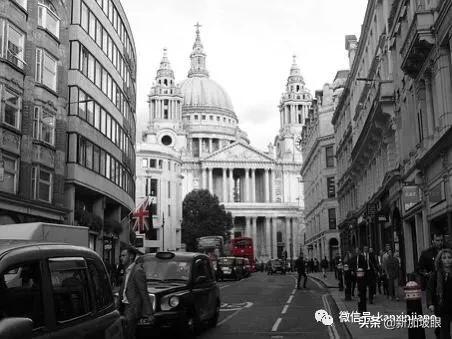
[229, 237, 255, 271]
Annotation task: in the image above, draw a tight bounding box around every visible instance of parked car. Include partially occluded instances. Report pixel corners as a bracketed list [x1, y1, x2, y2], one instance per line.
[217, 257, 245, 281]
[267, 259, 286, 275]
[0, 240, 123, 339]
[135, 251, 220, 337]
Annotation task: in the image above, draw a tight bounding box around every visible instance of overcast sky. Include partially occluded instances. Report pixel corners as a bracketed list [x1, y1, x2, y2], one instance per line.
[121, 0, 368, 150]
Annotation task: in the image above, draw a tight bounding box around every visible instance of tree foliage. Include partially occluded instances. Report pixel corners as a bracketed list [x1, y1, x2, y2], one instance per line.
[182, 189, 233, 251]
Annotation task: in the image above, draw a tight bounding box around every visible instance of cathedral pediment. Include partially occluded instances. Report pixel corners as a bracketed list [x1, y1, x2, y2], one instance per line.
[203, 142, 275, 163]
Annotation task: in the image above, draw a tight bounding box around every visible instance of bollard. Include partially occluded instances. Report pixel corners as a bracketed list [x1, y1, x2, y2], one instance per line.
[343, 264, 352, 300]
[356, 268, 367, 313]
[337, 262, 344, 291]
[405, 281, 425, 339]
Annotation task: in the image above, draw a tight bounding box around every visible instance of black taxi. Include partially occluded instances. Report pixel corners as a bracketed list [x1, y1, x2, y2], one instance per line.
[0, 240, 123, 339]
[136, 251, 220, 337]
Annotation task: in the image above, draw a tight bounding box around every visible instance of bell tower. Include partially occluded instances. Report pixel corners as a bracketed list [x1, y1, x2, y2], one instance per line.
[276, 56, 311, 162]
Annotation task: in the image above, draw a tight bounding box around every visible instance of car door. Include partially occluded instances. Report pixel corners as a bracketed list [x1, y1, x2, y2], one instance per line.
[45, 256, 122, 339]
[191, 258, 213, 321]
[0, 258, 52, 339]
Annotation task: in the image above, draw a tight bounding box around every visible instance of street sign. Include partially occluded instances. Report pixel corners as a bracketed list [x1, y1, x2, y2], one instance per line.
[403, 185, 420, 212]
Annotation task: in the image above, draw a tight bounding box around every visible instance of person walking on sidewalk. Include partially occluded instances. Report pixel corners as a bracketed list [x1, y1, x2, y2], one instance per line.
[359, 246, 378, 304]
[427, 248, 452, 339]
[118, 247, 153, 339]
[321, 256, 329, 278]
[418, 233, 447, 290]
[295, 254, 308, 289]
[385, 249, 400, 301]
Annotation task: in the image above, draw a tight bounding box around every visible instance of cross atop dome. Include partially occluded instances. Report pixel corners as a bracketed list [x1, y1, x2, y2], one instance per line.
[188, 22, 209, 78]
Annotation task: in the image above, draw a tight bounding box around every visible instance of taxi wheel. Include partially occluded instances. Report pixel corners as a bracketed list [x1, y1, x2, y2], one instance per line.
[184, 311, 201, 337]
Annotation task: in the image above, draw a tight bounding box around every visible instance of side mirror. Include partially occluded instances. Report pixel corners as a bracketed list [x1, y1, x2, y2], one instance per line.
[0, 318, 33, 339]
[194, 275, 208, 285]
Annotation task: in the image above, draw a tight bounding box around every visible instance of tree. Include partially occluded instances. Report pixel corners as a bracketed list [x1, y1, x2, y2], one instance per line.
[182, 189, 233, 251]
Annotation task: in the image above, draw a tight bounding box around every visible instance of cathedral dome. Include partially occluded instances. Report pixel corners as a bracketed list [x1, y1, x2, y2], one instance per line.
[179, 77, 234, 112]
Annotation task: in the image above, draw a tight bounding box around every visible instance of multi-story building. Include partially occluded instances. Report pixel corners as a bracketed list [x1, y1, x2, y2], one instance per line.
[300, 71, 347, 262]
[333, 0, 452, 277]
[387, 0, 452, 273]
[0, 0, 137, 265]
[136, 26, 306, 259]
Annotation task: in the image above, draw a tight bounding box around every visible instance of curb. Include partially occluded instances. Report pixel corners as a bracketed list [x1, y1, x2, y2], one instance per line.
[308, 274, 338, 289]
[325, 293, 353, 339]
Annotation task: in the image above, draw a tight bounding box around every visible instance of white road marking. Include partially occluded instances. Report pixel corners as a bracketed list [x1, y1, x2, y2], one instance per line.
[291, 289, 296, 295]
[218, 308, 241, 326]
[322, 294, 340, 339]
[281, 305, 289, 314]
[272, 317, 282, 332]
[286, 295, 294, 304]
[220, 284, 231, 290]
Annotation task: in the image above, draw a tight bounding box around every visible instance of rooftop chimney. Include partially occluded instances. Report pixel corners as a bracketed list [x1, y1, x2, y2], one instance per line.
[345, 35, 358, 68]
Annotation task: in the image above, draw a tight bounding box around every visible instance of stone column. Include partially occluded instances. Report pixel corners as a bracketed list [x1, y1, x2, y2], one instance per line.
[209, 138, 212, 153]
[202, 168, 207, 189]
[272, 217, 278, 258]
[285, 217, 291, 256]
[245, 216, 251, 237]
[222, 168, 227, 202]
[251, 169, 256, 202]
[208, 167, 213, 193]
[264, 169, 270, 202]
[269, 169, 274, 202]
[251, 217, 257, 258]
[425, 76, 435, 137]
[265, 217, 271, 258]
[244, 168, 250, 202]
[292, 218, 298, 257]
[198, 138, 202, 157]
[229, 168, 234, 202]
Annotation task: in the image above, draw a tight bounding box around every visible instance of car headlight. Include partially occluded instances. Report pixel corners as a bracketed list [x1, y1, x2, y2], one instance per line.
[169, 296, 180, 308]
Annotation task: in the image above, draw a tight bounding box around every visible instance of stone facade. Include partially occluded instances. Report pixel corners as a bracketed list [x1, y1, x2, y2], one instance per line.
[300, 72, 347, 262]
[136, 27, 306, 260]
[0, 0, 137, 266]
[332, 0, 452, 279]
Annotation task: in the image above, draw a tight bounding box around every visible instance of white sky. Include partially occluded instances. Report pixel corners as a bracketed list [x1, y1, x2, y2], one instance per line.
[121, 0, 368, 150]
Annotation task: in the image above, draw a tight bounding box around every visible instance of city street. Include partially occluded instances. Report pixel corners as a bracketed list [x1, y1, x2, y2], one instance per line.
[191, 272, 343, 339]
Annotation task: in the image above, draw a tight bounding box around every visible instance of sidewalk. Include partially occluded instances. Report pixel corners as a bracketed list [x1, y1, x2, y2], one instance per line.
[309, 272, 436, 339]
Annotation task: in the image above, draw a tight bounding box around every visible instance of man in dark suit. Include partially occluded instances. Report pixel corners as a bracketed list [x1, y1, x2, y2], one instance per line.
[350, 247, 362, 296]
[417, 233, 447, 290]
[118, 248, 153, 338]
[360, 245, 378, 304]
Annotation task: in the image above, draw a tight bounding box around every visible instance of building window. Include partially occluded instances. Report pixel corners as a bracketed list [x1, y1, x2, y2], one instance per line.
[0, 154, 18, 193]
[33, 107, 55, 145]
[168, 181, 171, 199]
[417, 109, 424, 142]
[327, 177, 336, 198]
[202, 115, 206, 120]
[168, 204, 171, 217]
[2, 88, 21, 129]
[325, 145, 334, 168]
[35, 48, 57, 91]
[141, 158, 147, 168]
[3, 22, 25, 68]
[38, 0, 60, 38]
[328, 208, 336, 229]
[150, 178, 158, 196]
[32, 166, 53, 202]
[149, 159, 156, 168]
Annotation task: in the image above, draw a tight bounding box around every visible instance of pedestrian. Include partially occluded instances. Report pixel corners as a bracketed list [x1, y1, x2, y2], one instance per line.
[385, 249, 400, 301]
[295, 254, 308, 289]
[309, 258, 314, 273]
[361, 245, 378, 304]
[418, 233, 447, 290]
[314, 258, 319, 272]
[321, 256, 329, 278]
[351, 247, 361, 297]
[118, 247, 153, 339]
[377, 249, 384, 294]
[427, 248, 452, 339]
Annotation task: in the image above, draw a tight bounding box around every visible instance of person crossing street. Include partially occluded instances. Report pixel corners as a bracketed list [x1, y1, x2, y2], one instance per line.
[295, 254, 308, 289]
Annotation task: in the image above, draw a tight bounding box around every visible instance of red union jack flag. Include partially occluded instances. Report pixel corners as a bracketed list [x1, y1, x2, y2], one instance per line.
[132, 197, 150, 234]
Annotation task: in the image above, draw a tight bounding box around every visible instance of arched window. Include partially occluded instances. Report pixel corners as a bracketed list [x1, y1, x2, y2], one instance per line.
[296, 85, 300, 91]
[164, 79, 168, 86]
[38, 0, 60, 38]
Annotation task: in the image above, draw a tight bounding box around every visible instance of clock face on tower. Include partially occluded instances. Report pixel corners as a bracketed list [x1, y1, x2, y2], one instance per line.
[295, 135, 302, 151]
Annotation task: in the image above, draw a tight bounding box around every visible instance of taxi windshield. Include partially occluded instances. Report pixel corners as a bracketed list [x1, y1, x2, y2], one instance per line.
[142, 257, 191, 282]
[219, 258, 235, 266]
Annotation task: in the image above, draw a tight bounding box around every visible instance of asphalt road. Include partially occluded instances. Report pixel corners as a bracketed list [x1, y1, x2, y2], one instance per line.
[196, 271, 338, 339]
